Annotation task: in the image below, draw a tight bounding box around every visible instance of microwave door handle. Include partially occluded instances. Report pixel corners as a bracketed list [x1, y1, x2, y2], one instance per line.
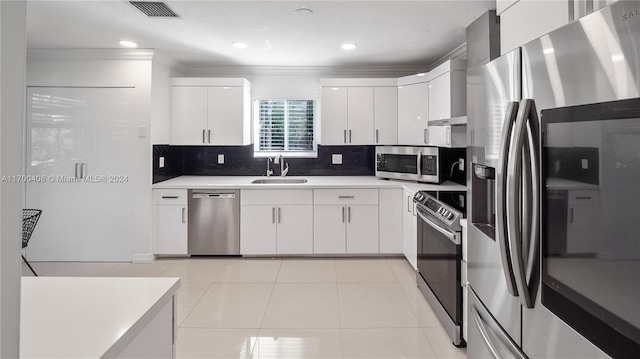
[417, 151, 422, 177]
[496, 101, 520, 297]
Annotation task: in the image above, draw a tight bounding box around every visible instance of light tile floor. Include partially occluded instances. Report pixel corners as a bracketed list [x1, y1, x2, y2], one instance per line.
[23, 257, 467, 359]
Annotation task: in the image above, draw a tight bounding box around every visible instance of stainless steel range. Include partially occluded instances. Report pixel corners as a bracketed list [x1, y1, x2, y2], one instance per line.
[413, 190, 466, 347]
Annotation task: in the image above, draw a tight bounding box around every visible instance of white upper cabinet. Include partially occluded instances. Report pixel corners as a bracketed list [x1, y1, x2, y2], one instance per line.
[374, 87, 398, 145]
[499, 0, 571, 55]
[320, 86, 348, 145]
[346, 87, 375, 145]
[397, 79, 429, 146]
[428, 63, 467, 122]
[320, 78, 397, 145]
[171, 78, 251, 146]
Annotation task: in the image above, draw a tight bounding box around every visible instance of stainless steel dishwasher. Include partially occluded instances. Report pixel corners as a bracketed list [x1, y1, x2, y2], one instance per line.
[188, 189, 240, 255]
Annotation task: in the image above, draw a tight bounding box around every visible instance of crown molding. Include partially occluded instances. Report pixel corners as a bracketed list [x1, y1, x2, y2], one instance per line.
[27, 48, 155, 61]
[426, 42, 467, 72]
[180, 64, 435, 78]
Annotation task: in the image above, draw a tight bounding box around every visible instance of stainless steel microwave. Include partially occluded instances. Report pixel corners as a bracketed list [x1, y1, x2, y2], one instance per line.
[375, 146, 466, 184]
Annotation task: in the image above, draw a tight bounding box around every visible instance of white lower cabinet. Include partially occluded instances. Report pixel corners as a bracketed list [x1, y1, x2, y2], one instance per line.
[240, 189, 313, 255]
[402, 189, 418, 269]
[379, 188, 403, 253]
[313, 189, 379, 254]
[153, 189, 188, 255]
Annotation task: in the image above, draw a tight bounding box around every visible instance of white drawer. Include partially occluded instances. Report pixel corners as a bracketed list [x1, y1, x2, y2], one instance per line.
[241, 189, 313, 205]
[314, 189, 378, 205]
[153, 189, 188, 205]
[568, 190, 598, 206]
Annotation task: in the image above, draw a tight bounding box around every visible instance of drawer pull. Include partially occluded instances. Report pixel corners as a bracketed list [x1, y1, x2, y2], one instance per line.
[575, 196, 592, 200]
[162, 196, 179, 199]
[338, 195, 355, 199]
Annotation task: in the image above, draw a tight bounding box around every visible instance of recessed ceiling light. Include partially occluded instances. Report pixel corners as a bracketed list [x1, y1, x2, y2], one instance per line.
[331, 87, 340, 91]
[342, 43, 357, 50]
[296, 7, 313, 15]
[416, 73, 426, 77]
[119, 40, 138, 48]
[232, 42, 248, 49]
[543, 47, 555, 54]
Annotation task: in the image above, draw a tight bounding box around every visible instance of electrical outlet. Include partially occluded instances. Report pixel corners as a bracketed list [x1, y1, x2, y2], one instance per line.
[581, 159, 588, 169]
[159, 157, 165, 168]
[332, 154, 343, 165]
[218, 154, 225, 164]
[459, 158, 465, 171]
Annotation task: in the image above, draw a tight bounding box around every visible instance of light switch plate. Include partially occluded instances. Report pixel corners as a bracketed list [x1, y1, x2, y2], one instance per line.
[581, 159, 589, 169]
[159, 157, 165, 168]
[332, 154, 343, 165]
[218, 154, 225, 164]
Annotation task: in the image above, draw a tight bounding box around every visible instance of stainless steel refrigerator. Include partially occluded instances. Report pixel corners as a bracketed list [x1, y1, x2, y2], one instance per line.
[467, 1, 640, 358]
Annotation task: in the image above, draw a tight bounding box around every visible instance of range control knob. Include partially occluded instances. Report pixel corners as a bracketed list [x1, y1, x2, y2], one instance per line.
[447, 213, 454, 220]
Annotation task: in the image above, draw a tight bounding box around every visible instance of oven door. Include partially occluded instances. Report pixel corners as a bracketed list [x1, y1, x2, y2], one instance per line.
[416, 205, 463, 324]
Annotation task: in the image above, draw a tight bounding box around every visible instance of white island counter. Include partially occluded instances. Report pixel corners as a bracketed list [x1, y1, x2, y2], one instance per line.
[20, 277, 180, 359]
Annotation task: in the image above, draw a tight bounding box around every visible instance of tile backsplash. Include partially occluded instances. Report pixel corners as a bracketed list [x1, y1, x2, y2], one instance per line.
[153, 144, 375, 183]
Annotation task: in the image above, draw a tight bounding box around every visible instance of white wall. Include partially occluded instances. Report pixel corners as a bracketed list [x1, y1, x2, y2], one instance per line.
[151, 58, 183, 145]
[26, 50, 154, 263]
[0, 1, 26, 357]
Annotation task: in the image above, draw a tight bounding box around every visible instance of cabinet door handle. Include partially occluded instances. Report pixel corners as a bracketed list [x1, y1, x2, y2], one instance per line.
[338, 195, 354, 199]
[278, 207, 282, 223]
[376, 129, 379, 143]
[162, 196, 179, 199]
[407, 196, 411, 212]
[446, 127, 451, 145]
[75, 163, 80, 178]
[348, 206, 351, 223]
[208, 130, 212, 144]
[343, 130, 347, 144]
[349, 130, 352, 143]
[471, 129, 475, 145]
[272, 207, 276, 223]
[424, 129, 428, 144]
[202, 129, 206, 143]
[81, 163, 87, 179]
[342, 207, 345, 223]
[182, 208, 186, 223]
[569, 208, 574, 223]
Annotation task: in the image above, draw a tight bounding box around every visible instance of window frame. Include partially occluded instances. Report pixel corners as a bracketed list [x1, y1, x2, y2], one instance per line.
[253, 97, 319, 158]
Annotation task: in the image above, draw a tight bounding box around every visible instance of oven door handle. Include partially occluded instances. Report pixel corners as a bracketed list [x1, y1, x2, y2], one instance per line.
[416, 206, 460, 245]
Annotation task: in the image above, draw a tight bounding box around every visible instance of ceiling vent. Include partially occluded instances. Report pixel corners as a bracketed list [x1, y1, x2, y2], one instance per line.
[130, 1, 179, 18]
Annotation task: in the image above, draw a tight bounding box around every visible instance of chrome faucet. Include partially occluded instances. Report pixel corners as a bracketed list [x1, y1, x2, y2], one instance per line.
[266, 157, 274, 177]
[274, 154, 289, 177]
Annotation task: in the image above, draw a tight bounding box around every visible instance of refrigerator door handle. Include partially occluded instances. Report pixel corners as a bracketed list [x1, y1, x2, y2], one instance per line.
[496, 101, 520, 296]
[472, 306, 504, 359]
[507, 99, 540, 309]
[471, 300, 528, 359]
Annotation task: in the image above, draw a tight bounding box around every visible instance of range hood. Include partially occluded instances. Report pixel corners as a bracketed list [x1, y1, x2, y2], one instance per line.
[428, 116, 467, 126]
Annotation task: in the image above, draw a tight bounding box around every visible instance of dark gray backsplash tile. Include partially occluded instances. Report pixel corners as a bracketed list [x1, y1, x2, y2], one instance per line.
[152, 145, 182, 184]
[545, 146, 599, 185]
[153, 144, 375, 183]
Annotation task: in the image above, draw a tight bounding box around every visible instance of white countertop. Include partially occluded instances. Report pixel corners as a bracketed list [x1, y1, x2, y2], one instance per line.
[546, 178, 600, 190]
[153, 175, 466, 193]
[20, 277, 180, 359]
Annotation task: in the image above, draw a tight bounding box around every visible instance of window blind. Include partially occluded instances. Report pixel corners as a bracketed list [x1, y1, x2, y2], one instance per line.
[258, 100, 314, 151]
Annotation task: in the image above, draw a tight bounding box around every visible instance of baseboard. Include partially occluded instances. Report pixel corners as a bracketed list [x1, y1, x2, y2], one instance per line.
[132, 253, 155, 264]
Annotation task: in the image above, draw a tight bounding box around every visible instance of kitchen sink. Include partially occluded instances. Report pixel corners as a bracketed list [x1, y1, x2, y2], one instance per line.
[251, 178, 308, 184]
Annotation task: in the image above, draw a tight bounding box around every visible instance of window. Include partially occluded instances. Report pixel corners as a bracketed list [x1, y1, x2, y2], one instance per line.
[255, 99, 317, 157]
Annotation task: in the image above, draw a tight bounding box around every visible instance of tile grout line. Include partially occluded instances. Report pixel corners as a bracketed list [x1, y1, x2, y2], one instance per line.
[252, 258, 283, 358]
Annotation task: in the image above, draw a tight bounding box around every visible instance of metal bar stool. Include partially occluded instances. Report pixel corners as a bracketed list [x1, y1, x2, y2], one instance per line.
[22, 209, 42, 276]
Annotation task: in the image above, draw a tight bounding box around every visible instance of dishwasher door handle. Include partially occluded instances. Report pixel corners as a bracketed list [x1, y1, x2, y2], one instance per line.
[192, 193, 236, 199]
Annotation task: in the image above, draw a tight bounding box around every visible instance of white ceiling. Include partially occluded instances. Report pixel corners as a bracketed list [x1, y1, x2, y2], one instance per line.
[26, 1, 495, 70]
